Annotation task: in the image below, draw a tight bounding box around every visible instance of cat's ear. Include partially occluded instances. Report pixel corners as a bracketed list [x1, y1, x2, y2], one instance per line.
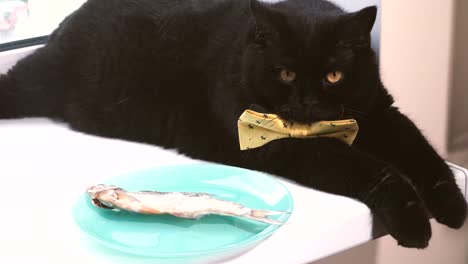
[249, 0, 285, 46]
[337, 6, 377, 48]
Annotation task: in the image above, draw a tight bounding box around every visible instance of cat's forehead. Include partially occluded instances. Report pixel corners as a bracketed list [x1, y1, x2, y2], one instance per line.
[283, 14, 341, 67]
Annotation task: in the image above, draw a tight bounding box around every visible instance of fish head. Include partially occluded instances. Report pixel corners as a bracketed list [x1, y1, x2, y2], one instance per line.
[87, 184, 123, 208]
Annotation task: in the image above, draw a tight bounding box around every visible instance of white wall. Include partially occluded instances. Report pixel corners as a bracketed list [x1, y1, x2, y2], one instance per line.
[379, 0, 455, 157]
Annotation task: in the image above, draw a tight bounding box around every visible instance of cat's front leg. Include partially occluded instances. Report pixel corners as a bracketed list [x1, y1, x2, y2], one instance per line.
[358, 106, 467, 229]
[241, 138, 432, 248]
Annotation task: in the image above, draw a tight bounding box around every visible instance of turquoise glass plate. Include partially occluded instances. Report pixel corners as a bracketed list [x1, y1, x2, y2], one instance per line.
[72, 164, 293, 263]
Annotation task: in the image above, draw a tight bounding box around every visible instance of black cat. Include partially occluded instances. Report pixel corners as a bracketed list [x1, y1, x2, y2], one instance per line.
[0, 0, 466, 248]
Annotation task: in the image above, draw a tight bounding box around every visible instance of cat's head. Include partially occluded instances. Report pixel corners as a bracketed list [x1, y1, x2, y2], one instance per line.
[242, 0, 387, 123]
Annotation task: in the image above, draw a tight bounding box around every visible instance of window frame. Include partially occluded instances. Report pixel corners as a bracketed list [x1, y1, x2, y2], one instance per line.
[0, 35, 48, 52]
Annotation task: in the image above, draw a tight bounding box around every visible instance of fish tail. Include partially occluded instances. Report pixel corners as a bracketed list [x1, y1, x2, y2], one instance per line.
[243, 209, 289, 225]
[251, 209, 289, 216]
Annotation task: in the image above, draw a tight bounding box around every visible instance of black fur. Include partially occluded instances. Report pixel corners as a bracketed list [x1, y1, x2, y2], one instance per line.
[0, 0, 466, 248]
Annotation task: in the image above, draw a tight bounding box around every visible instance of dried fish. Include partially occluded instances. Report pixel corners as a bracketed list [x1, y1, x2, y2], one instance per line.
[87, 184, 288, 225]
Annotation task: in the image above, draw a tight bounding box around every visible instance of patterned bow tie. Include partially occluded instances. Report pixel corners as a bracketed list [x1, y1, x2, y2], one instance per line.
[237, 109, 359, 150]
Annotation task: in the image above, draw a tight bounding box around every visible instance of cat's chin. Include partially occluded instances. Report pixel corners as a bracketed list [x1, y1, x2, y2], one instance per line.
[249, 103, 353, 124]
[273, 104, 345, 124]
[276, 109, 345, 124]
[276, 115, 323, 124]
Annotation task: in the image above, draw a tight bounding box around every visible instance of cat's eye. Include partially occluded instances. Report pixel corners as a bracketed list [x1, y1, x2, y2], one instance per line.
[279, 69, 296, 83]
[325, 71, 344, 84]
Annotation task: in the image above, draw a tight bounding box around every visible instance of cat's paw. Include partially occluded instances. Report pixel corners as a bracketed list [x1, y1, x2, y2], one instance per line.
[425, 181, 467, 229]
[367, 167, 432, 248]
[376, 199, 432, 248]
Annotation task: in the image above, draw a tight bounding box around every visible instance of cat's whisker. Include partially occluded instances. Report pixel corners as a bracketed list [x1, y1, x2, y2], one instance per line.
[343, 107, 368, 119]
[115, 98, 130, 105]
[339, 105, 345, 119]
[343, 106, 366, 115]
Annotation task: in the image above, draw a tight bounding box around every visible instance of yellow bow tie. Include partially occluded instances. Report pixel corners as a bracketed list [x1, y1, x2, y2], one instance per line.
[237, 109, 359, 150]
